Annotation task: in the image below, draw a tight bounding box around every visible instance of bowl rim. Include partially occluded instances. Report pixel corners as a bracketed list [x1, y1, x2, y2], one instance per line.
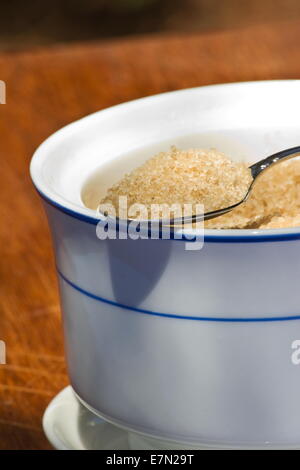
[30, 79, 300, 243]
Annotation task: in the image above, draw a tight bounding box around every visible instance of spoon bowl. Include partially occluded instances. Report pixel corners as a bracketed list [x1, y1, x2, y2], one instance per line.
[170, 145, 300, 225]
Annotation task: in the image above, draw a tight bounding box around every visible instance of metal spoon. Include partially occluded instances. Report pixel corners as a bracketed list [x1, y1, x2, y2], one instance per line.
[170, 145, 300, 225]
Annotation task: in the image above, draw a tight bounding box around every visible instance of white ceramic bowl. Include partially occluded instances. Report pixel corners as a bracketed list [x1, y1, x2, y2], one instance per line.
[31, 81, 300, 448]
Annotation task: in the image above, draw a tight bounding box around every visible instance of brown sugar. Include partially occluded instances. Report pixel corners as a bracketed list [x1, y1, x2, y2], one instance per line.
[100, 146, 252, 220]
[99, 147, 300, 229]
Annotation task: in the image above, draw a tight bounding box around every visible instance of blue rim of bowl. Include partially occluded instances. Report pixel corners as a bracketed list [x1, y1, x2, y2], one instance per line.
[36, 186, 300, 243]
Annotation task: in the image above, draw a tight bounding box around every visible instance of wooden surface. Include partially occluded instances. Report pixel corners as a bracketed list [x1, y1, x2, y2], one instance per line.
[1, 19, 300, 450]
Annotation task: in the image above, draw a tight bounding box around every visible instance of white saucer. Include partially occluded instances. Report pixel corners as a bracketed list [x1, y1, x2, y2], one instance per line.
[43, 386, 130, 450]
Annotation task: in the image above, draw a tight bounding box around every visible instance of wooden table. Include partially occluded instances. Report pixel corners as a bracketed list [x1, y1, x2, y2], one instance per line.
[1, 19, 300, 450]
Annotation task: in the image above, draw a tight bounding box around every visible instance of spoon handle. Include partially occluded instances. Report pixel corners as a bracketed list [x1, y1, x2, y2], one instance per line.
[250, 145, 300, 179]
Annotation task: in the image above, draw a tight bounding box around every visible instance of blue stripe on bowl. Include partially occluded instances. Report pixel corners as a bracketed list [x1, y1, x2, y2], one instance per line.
[57, 269, 300, 322]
